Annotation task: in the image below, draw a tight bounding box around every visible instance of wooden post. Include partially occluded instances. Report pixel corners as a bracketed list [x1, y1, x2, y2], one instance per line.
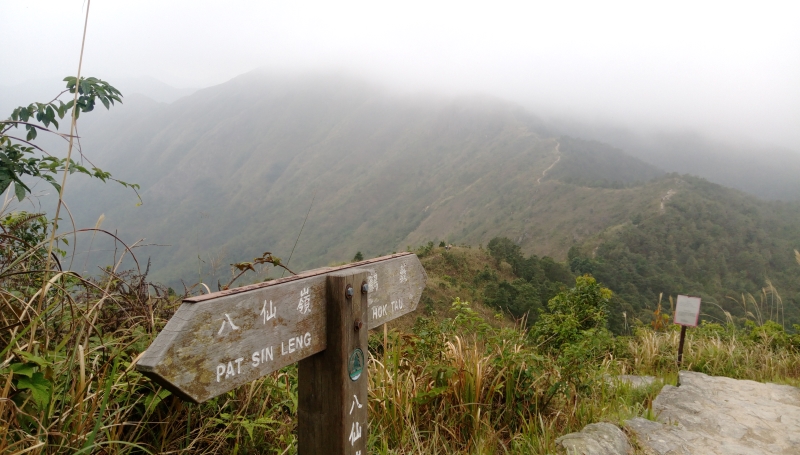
[677, 325, 687, 367]
[298, 269, 368, 455]
[135, 253, 426, 452]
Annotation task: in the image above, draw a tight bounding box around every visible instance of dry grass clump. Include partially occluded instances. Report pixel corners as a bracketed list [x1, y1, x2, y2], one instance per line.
[0, 215, 297, 454]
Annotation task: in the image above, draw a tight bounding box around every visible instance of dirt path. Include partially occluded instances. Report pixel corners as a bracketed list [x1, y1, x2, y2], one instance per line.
[660, 189, 676, 212]
[537, 142, 561, 184]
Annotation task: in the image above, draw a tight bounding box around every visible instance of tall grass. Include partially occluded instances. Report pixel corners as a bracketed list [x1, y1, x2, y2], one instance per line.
[2, 235, 799, 454]
[364, 302, 667, 454]
[624, 323, 800, 385]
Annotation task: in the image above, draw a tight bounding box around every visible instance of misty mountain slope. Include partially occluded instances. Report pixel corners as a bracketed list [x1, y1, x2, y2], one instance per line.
[56, 71, 800, 300]
[113, 77, 197, 104]
[546, 120, 800, 201]
[632, 132, 800, 201]
[64, 71, 565, 284]
[544, 136, 665, 187]
[569, 175, 800, 327]
[400, 133, 669, 257]
[401, 160, 675, 256]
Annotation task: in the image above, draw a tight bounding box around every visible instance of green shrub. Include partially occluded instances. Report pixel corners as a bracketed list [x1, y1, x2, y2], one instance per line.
[532, 275, 612, 352]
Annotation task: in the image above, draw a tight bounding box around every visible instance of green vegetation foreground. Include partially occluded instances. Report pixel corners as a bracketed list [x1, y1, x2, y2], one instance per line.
[2, 241, 800, 454]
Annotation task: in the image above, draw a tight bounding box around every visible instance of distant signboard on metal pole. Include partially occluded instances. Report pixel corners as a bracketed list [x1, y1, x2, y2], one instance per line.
[674, 295, 701, 327]
[674, 294, 701, 366]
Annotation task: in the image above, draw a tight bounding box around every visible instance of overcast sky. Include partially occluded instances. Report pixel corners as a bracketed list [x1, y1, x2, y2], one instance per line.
[3, 1, 799, 150]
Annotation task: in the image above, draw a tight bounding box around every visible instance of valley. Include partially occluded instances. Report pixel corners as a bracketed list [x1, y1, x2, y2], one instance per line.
[54, 74, 638, 272]
[36, 71, 799, 328]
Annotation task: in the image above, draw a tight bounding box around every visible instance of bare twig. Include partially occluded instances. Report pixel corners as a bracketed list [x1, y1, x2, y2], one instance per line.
[282, 190, 316, 278]
[0, 121, 77, 139]
[4, 136, 55, 157]
[223, 252, 296, 290]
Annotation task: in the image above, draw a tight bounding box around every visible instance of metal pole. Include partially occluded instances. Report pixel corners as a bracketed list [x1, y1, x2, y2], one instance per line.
[677, 325, 687, 367]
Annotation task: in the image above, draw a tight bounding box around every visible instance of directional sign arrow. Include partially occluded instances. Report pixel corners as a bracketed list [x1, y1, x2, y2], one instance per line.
[135, 253, 426, 403]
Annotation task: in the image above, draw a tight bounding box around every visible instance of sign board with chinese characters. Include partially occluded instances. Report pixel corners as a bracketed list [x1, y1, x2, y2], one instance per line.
[674, 295, 701, 327]
[135, 252, 427, 403]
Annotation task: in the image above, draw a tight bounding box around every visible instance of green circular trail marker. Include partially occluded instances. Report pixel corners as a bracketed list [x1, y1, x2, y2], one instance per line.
[348, 348, 364, 381]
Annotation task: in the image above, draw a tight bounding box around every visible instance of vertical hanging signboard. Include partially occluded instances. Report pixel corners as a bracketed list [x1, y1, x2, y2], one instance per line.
[674, 295, 701, 366]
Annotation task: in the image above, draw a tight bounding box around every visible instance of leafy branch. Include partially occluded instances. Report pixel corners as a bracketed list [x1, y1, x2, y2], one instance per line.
[0, 76, 137, 201]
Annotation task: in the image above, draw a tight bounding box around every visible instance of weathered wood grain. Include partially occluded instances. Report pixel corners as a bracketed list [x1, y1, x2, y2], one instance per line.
[298, 270, 368, 455]
[362, 253, 427, 329]
[135, 253, 426, 403]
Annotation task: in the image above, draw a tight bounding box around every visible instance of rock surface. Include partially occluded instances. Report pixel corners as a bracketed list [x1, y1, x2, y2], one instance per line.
[627, 371, 800, 454]
[556, 422, 632, 455]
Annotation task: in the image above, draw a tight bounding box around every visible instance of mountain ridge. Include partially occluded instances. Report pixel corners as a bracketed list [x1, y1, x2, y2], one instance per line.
[36, 71, 798, 315]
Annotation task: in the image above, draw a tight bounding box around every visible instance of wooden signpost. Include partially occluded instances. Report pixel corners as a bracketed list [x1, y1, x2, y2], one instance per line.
[673, 294, 701, 366]
[135, 252, 427, 454]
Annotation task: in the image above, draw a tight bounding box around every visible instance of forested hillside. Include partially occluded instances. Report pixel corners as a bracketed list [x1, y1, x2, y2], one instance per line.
[571, 175, 800, 328]
[55, 70, 663, 286]
[545, 119, 800, 201]
[29, 71, 800, 328]
[408, 173, 800, 330]
[406, 242, 576, 330]
[543, 136, 664, 188]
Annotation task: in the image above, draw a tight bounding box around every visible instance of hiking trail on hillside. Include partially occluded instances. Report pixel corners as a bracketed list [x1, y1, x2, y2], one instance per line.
[538, 141, 561, 184]
[660, 189, 676, 212]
